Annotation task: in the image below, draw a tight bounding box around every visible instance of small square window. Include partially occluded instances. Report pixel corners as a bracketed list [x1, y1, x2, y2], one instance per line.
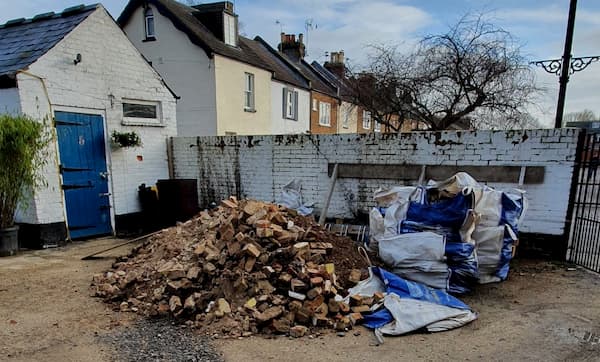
[122, 99, 162, 126]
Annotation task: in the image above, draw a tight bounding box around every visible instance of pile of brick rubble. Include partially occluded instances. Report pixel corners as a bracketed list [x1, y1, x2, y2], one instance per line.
[91, 197, 373, 338]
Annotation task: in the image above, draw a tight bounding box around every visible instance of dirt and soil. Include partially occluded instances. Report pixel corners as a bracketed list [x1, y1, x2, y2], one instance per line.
[1, 237, 599, 361]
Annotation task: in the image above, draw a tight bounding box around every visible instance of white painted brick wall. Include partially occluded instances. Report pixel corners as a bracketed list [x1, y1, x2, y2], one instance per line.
[15, 7, 177, 226]
[173, 128, 581, 236]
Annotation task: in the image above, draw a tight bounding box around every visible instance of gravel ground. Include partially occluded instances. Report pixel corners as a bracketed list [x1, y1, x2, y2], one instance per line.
[101, 319, 223, 362]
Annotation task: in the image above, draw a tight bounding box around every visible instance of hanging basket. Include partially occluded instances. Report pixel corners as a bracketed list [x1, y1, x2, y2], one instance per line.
[111, 130, 142, 148]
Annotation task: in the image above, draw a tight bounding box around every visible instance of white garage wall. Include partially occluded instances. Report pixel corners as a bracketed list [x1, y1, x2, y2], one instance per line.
[16, 6, 177, 227]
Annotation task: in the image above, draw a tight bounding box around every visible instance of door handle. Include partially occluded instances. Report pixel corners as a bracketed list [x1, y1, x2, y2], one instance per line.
[99, 192, 111, 197]
[99, 172, 109, 180]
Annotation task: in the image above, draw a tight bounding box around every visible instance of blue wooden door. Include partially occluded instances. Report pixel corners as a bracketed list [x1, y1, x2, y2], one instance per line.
[55, 111, 112, 239]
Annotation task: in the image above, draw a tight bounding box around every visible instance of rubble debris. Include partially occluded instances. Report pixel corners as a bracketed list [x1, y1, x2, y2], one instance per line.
[92, 197, 371, 338]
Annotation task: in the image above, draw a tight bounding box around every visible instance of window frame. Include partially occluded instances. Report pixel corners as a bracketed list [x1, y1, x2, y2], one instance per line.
[144, 7, 156, 40]
[244, 72, 255, 112]
[374, 120, 381, 132]
[319, 101, 331, 127]
[223, 13, 237, 46]
[122, 99, 163, 126]
[362, 110, 372, 129]
[283, 88, 298, 120]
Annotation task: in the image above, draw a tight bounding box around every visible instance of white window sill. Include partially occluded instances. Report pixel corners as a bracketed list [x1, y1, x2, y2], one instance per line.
[122, 118, 164, 127]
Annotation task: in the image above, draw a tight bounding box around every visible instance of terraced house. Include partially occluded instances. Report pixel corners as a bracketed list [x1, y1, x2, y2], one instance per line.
[277, 33, 340, 135]
[119, 0, 313, 136]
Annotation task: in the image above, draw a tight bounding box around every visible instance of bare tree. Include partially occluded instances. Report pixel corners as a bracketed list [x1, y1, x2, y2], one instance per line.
[349, 15, 540, 131]
[563, 109, 597, 125]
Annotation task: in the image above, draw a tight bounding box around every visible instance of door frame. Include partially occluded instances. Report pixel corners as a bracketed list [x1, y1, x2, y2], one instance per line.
[53, 105, 115, 238]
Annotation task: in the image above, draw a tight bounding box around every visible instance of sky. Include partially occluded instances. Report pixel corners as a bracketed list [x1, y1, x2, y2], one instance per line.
[1, 0, 599, 127]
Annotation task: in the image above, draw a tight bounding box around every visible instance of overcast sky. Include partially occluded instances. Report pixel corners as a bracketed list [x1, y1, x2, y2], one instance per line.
[1, 0, 599, 127]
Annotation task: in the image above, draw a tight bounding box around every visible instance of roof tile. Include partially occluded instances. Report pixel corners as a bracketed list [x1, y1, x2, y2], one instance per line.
[0, 4, 97, 77]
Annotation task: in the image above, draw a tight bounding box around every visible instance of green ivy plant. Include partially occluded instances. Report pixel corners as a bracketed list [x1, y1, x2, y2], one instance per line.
[0, 114, 50, 229]
[111, 130, 142, 148]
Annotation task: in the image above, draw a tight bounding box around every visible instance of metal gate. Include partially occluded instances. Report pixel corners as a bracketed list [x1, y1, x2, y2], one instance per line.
[568, 130, 600, 272]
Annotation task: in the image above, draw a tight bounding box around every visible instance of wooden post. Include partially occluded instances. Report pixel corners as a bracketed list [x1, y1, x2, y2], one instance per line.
[166, 137, 174, 179]
[318, 163, 338, 225]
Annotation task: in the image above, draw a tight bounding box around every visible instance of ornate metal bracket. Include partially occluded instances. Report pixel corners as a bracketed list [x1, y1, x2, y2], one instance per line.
[532, 56, 600, 76]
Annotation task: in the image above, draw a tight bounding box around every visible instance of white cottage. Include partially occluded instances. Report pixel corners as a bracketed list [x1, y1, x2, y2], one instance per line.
[0, 4, 178, 246]
[119, 0, 311, 136]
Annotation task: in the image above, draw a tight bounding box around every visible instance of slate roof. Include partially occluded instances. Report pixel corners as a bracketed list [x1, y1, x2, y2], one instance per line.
[311, 61, 354, 101]
[241, 37, 309, 90]
[277, 53, 338, 98]
[0, 4, 98, 78]
[296, 60, 338, 98]
[118, 0, 271, 72]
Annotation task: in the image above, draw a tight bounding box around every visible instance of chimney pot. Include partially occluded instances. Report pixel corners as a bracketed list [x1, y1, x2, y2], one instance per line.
[278, 32, 306, 61]
[330, 52, 336, 63]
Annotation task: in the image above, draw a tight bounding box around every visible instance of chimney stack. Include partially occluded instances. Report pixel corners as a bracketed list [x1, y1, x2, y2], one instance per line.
[278, 32, 305, 62]
[324, 50, 345, 79]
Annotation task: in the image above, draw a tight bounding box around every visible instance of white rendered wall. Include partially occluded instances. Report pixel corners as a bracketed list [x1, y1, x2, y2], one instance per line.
[271, 81, 310, 135]
[122, 3, 217, 136]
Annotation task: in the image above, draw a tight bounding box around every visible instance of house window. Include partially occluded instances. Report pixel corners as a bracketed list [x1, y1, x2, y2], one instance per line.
[312, 99, 317, 111]
[224, 13, 237, 46]
[343, 108, 349, 128]
[319, 101, 331, 126]
[244, 72, 255, 111]
[122, 99, 162, 126]
[144, 7, 155, 39]
[283, 88, 298, 120]
[374, 120, 381, 132]
[363, 110, 371, 129]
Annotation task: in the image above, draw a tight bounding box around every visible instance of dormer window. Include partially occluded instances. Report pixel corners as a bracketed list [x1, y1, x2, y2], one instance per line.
[223, 13, 236, 46]
[144, 7, 155, 40]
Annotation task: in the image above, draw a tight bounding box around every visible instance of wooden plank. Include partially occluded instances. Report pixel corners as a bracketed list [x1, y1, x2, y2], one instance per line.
[328, 163, 544, 184]
[328, 164, 421, 180]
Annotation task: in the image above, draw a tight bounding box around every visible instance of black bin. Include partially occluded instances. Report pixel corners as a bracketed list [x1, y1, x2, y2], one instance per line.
[156, 179, 199, 226]
[138, 184, 161, 232]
